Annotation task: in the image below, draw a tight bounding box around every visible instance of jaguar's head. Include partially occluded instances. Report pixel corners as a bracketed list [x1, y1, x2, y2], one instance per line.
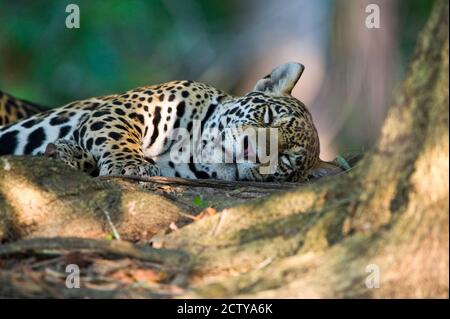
[203, 62, 340, 182]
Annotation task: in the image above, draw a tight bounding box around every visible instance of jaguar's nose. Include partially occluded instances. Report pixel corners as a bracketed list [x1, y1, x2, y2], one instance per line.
[44, 143, 57, 157]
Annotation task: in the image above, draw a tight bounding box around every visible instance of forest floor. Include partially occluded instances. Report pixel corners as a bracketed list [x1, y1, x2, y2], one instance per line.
[0, 154, 358, 298]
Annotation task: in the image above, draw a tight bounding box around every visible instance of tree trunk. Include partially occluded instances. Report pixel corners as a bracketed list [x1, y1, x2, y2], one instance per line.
[160, 0, 449, 298]
[0, 0, 448, 298]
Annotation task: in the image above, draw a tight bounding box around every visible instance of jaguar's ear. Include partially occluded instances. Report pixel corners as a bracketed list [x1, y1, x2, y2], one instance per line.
[252, 62, 304, 95]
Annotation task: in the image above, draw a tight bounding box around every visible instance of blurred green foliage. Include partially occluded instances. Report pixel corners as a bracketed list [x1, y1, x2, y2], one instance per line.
[0, 0, 433, 111]
[0, 0, 237, 106]
[398, 0, 435, 69]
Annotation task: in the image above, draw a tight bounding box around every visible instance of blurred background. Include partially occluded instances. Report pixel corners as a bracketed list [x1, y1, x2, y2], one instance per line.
[0, 0, 433, 159]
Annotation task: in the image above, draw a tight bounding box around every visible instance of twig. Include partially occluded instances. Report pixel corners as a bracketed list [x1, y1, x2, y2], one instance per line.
[30, 256, 65, 269]
[256, 257, 274, 270]
[102, 210, 121, 240]
[212, 209, 228, 236]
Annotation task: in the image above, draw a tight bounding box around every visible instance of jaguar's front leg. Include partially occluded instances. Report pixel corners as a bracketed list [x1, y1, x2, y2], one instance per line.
[98, 151, 160, 177]
[77, 110, 160, 177]
[93, 136, 160, 177]
[45, 139, 98, 175]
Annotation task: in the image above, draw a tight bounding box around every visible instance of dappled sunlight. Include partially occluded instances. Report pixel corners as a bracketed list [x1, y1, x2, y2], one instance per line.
[411, 133, 449, 203]
[0, 172, 103, 238]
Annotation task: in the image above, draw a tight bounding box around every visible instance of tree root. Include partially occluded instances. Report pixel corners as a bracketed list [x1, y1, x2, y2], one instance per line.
[0, 237, 189, 266]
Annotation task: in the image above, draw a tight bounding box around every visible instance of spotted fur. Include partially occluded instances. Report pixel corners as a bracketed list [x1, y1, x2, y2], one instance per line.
[0, 63, 326, 182]
[0, 91, 46, 126]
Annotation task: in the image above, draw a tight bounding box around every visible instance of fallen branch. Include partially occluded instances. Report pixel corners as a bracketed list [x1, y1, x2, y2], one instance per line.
[0, 271, 170, 298]
[0, 237, 189, 267]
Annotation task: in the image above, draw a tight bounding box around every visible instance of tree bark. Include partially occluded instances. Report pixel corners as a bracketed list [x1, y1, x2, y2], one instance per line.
[0, 0, 448, 298]
[160, 0, 449, 298]
[0, 156, 195, 242]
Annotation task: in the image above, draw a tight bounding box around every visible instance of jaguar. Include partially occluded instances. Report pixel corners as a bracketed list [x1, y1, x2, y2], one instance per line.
[0, 90, 46, 126]
[0, 62, 339, 182]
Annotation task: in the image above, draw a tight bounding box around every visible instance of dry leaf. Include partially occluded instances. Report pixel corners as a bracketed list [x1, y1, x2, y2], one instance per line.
[111, 268, 166, 284]
[194, 207, 217, 221]
[63, 251, 91, 267]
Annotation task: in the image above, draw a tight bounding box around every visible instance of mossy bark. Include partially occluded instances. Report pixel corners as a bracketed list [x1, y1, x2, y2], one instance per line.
[0, 156, 191, 242]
